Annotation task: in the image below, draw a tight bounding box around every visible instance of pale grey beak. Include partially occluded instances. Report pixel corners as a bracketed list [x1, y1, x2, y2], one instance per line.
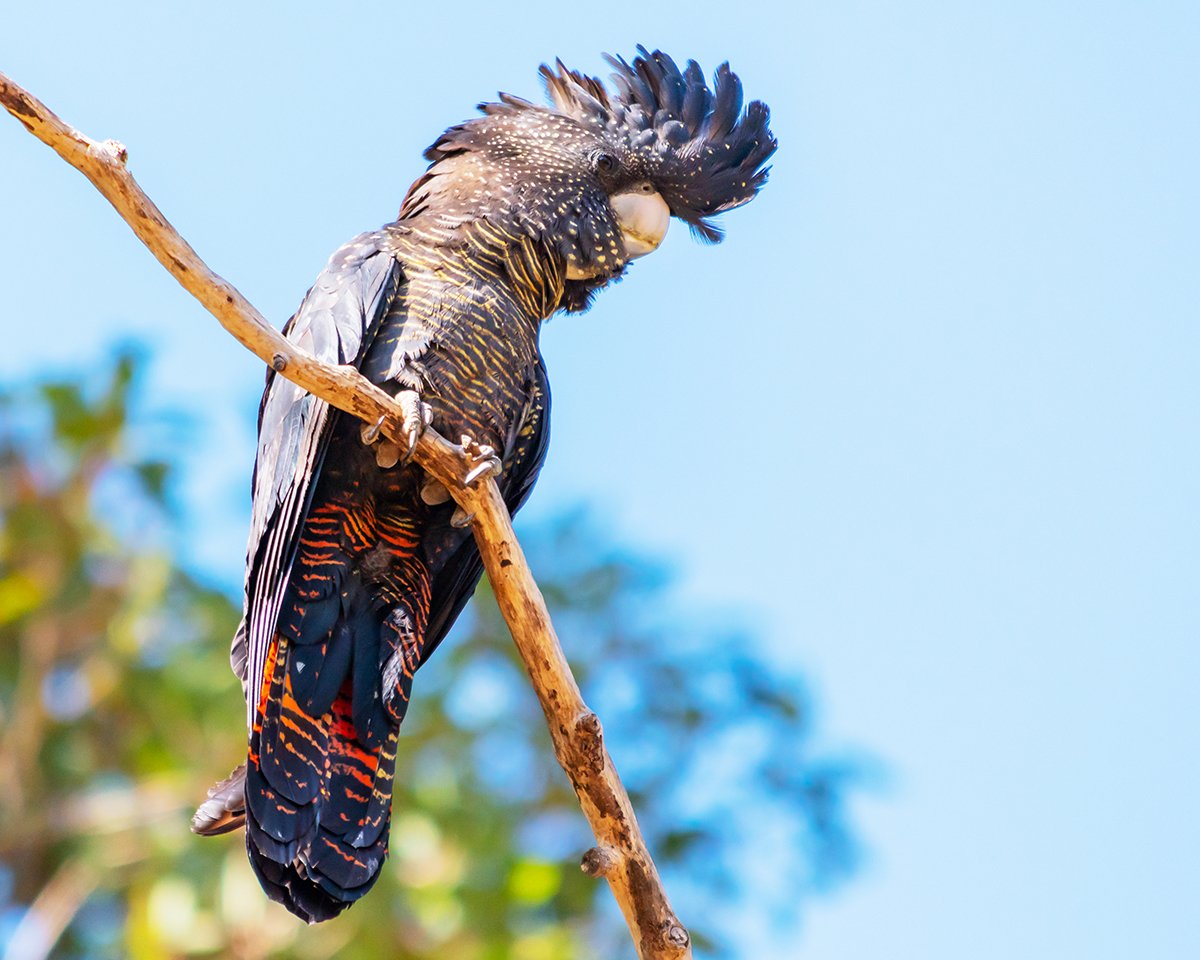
[611, 188, 670, 258]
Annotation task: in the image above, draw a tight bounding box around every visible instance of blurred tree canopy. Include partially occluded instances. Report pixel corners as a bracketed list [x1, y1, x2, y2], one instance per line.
[0, 353, 860, 959]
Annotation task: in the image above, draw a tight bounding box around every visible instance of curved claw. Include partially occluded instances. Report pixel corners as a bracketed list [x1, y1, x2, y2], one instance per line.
[360, 415, 386, 446]
[395, 391, 431, 464]
[464, 457, 503, 486]
[364, 392, 429, 468]
[458, 435, 502, 486]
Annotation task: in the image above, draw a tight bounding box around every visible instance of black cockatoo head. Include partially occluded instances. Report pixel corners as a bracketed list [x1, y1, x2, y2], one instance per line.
[540, 47, 777, 244]
[399, 47, 776, 306]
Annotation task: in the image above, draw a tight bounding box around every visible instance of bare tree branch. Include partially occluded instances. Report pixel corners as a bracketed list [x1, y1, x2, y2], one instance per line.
[1, 71, 691, 959]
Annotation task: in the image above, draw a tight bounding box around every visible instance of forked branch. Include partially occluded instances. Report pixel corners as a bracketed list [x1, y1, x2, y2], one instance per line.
[1, 71, 690, 959]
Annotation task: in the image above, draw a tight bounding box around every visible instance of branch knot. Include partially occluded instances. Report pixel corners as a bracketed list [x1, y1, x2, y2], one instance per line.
[580, 845, 619, 878]
[573, 711, 606, 774]
[665, 924, 690, 949]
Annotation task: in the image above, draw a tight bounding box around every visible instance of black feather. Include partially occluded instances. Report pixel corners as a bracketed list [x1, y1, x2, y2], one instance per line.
[290, 620, 353, 717]
[303, 830, 385, 899]
[246, 761, 315, 855]
[681, 60, 710, 129]
[703, 63, 742, 141]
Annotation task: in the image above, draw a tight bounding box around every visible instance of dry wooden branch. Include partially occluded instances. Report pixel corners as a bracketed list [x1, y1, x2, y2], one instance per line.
[1, 71, 691, 959]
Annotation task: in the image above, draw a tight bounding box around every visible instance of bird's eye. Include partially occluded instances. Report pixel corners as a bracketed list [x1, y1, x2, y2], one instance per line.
[594, 153, 618, 175]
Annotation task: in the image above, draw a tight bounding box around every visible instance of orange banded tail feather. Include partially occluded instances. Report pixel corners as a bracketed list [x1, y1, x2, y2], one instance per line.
[245, 683, 398, 920]
[244, 559, 416, 921]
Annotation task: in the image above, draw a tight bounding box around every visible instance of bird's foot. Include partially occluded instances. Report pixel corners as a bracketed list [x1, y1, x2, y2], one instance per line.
[441, 436, 503, 527]
[360, 390, 432, 468]
[420, 437, 500, 515]
[461, 435, 503, 486]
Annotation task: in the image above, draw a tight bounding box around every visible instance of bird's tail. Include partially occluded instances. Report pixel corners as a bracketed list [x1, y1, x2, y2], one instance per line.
[194, 488, 431, 921]
[237, 624, 404, 923]
[194, 613, 420, 921]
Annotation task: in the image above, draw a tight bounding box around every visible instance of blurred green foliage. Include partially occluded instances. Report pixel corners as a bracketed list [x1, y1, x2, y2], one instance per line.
[0, 354, 859, 959]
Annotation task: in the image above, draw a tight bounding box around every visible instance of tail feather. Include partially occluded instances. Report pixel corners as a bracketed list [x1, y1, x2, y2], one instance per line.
[290, 621, 354, 717]
[380, 606, 424, 725]
[200, 490, 436, 922]
[318, 692, 388, 844]
[350, 604, 389, 749]
[241, 593, 406, 920]
[245, 758, 314, 859]
[282, 540, 350, 716]
[249, 852, 335, 924]
[244, 688, 396, 916]
[304, 829, 386, 899]
[353, 727, 398, 851]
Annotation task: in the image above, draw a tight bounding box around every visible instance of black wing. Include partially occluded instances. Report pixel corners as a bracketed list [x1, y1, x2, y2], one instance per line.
[231, 232, 403, 719]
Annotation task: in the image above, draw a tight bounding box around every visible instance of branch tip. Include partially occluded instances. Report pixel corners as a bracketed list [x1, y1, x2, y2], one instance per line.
[581, 845, 619, 878]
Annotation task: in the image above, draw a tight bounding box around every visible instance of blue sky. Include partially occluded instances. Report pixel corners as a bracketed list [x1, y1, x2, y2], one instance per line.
[3, 3, 1198, 957]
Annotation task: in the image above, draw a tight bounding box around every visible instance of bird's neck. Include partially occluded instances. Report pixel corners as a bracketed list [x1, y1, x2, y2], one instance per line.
[391, 216, 577, 322]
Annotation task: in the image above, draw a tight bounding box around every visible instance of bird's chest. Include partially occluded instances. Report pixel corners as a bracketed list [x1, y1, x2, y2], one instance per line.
[362, 270, 542, 455]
